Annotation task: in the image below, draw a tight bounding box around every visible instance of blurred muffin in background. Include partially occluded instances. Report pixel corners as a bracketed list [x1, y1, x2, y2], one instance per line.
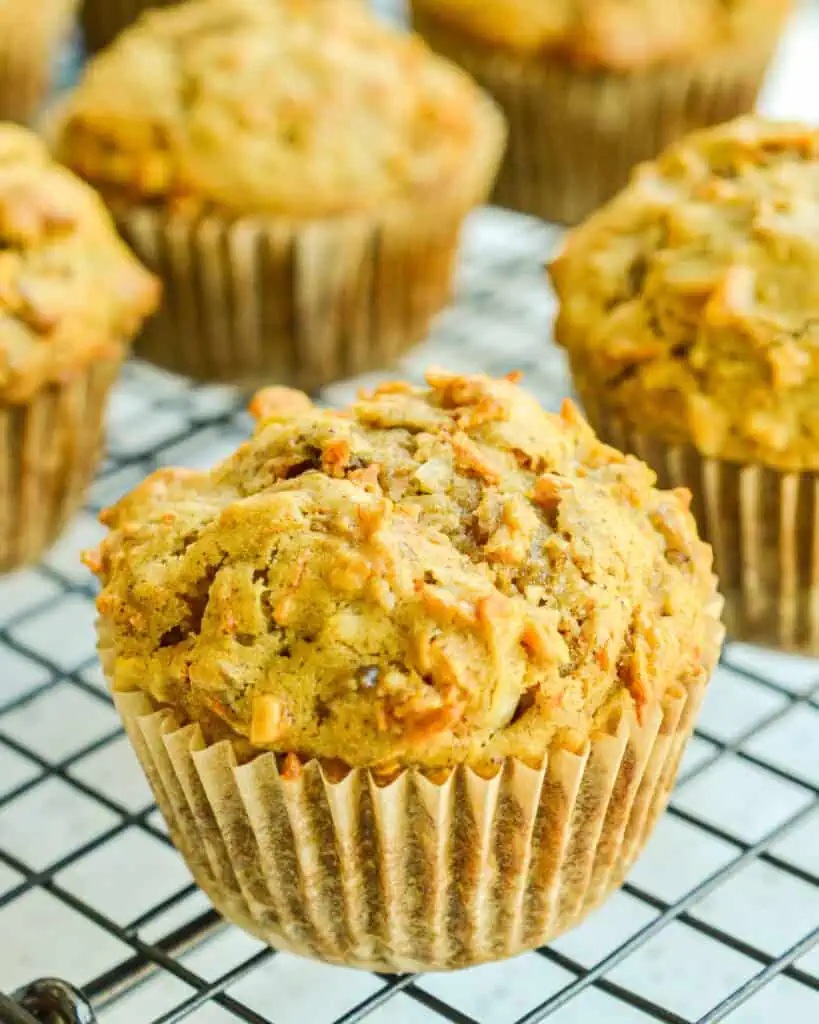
[551, 116, 819, 651]
[81, 0, 178, 55]
[411, 0, 794, 224]
[80, 0, 352, 51]
[88, 369, 721, 969]
[0, 125, 158, 570]
[56, 0, 506, 388]
[0, 0, 78, 123]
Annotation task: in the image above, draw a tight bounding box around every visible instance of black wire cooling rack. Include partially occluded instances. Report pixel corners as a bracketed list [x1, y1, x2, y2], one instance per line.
[0, 207, 817, 1024]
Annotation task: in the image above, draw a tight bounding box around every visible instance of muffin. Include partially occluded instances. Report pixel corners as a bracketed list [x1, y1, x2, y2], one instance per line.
[0, 125, 159, 570]
[552, 116, 819, 652]
[85, 369, 722, 970]
[411, 0, 793, 224]
[81, 0, 177, 55]
[56, 0, 505, 388]
[0, 0, 78, 123]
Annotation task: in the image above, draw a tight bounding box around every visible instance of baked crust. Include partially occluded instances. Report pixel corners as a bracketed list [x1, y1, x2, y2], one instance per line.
[552, 117, 819, 470]
[0, 125, 159, 402]
[58, 0, 503, 217]
[88, 370, 720, 771]
[410, 0, 793, 70]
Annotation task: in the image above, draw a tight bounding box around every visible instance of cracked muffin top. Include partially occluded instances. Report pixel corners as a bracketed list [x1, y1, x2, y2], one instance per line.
[56, 0, 504, 217]
[411, 0, 792, 69]
[0, 125, 159, 403]
[87, 370, 721, 772]
[551, 118, 819, 471]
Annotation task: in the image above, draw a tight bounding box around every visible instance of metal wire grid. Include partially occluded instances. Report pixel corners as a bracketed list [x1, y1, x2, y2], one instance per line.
[0, 209, 816, 1024]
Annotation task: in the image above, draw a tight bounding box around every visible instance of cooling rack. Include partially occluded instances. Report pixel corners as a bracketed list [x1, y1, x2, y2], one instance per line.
[2, 0, 819, 1016]
[0, 206, 817, 1024]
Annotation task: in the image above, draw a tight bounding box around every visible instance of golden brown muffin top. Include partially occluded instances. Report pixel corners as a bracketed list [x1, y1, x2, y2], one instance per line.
[551, 118, 819, 471]
[413, 0, 791, 69]
[57, 0, 504, 217]
[0, 126, 159, 403]
[87, 370, 720, 772]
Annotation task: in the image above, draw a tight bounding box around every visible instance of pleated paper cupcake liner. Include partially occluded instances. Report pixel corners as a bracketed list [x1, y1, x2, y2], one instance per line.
[90, 97, 504, 390]
[112, 651, 713, 971]
[578, 388, 819, 654]
[116, 208, 457, 389]
[81, 0, 177, 54]
[410, 7, 780, 225]
[0, 0, 77, 124]
[0, 356, 122, 571]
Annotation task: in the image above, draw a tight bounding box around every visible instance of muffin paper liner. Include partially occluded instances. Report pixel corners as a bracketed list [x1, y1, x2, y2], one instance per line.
[108, 110, 504, 389]
[118, 209, 456, 389]
[410, 8, 779, 224]
[0, 357, 122, 571]
[579, 389, 819, 654]
[0, 0, 77, 124]
[81, 0, 175, 54]
[112, 657, 710, 970]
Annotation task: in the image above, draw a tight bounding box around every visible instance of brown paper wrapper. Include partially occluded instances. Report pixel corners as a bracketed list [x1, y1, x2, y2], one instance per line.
[113, 659, 709, 970]
[107, 104, 504, 389]
[578, 388, 819, 654]
[118, 208, 457, 389]
[0, 0, 77, 124]
[410, 7, 781, 224]
[0, 356, 122, 571]
[81, 0, 176, 54]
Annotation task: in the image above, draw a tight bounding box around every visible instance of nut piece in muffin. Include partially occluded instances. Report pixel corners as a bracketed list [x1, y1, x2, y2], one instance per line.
[411, 0, 793, 223]
[0, 125, 159, 570]
[87, 370, 721, 969]
[57, 0, 506, 387]
[552, 116, 819, 650]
